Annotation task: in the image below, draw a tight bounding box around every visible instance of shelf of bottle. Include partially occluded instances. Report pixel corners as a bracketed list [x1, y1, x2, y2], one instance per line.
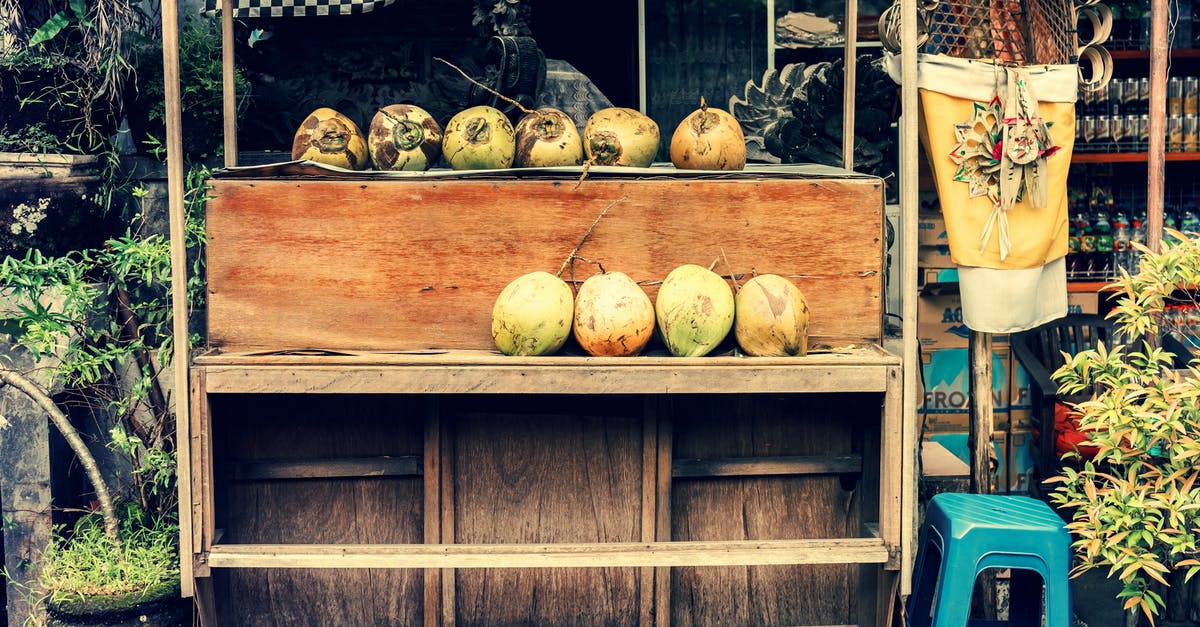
[1072, 152, 1200, 163]
[1066, 280, 1116, 293]
[1108, 48, 1200, 60]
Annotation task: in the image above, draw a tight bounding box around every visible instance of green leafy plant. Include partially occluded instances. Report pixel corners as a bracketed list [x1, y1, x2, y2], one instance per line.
[0, 164, 210, 612]
[128, 17, 248, 160]
[0, 0, 143, 153]
[1048, 229, 1200, 624]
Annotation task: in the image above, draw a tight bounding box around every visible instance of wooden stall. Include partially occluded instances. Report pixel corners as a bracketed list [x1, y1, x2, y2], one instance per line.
[181, 164, 910, 625]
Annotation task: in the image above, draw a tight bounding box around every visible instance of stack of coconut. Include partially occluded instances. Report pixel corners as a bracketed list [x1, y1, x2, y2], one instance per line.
[492, 265, 810, 358]
[291, 98, 747, 172]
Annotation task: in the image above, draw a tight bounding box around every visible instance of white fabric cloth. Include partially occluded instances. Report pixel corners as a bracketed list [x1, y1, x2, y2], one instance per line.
[958, 257, 1067, 333]
[883, 53, 1080, 103]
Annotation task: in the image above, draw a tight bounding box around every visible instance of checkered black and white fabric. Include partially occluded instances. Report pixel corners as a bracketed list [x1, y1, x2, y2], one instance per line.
[204, 0, 394, 18]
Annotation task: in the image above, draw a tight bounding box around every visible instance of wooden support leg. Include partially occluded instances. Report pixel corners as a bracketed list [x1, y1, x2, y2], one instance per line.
[968, 330, 996, 618]
[424, 399, 442, 627]
[194, 576, 218, 627]
[640, 397, 658, 626]
[654, 399, 672, 627]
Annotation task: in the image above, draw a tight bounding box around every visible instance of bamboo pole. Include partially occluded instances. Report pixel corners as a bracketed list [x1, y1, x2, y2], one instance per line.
[899, 0, 920, 597]
[1145, 0, 1168, 252]
[221, 0, 238, 167]
[160, 0, 193, 599]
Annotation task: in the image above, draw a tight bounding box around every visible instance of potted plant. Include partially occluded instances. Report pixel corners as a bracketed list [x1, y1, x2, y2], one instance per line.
[1048, 229, 1200, 625]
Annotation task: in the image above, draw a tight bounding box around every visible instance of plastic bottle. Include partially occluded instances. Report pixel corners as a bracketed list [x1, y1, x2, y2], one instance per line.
[1130, 212, 1146, 273]
[1094, 208, 1114, 279]
[1113, 209, 1131, 273]
[1080, 206, 1098, 278]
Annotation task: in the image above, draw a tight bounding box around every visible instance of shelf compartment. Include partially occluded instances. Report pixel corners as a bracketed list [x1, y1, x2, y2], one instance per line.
[1071, 152, 1200, 163]
[206, 537, 891, 569]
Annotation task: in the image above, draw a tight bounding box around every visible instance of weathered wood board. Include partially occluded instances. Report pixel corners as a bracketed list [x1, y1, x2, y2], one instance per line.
[668, 394, 871, 625]
[206, 172, 883, 351]
[448, 397, 645, 626]
[213, 394, 424, 625]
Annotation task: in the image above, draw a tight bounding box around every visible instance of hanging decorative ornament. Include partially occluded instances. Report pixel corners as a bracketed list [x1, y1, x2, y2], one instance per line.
[947, 76, 1059, 262]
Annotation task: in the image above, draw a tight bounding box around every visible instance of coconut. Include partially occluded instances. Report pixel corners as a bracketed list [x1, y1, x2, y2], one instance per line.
[573, 271, 655, 357]
[492, 271, 575, 356]
[514, 108, 584, 168]
[292, 108, 369, 170]
[368, 104, 443, 171]
[583, 108, 660, 167]
[655, 264, 735, 357]
[670, 98, 746, 171]
[443, 105, 516, 170]
[734, 274, 810, 356]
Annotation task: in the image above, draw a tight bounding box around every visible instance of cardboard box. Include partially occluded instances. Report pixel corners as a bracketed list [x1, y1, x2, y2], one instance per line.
[1009, 352, 1033, 430]
[918, 292, 970, 349]
[1067, 291, 1100, 316]
[919, 244, 955, 269]
[920, 347, 1012, 432]
[919, 267, 959, 288]
[923, 429, 1033, 494]
[918, 212, 948, 247]
[918, 292, 1010, 349]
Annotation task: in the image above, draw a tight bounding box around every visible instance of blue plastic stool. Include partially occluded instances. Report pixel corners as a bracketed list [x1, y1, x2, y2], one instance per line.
[907, 493, 1072, 627]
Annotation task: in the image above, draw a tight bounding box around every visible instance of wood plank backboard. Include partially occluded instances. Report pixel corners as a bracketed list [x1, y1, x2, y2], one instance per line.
[206, 172, 884, 351]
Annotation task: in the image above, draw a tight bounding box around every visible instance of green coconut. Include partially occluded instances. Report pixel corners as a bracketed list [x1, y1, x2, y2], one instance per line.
[655, 264, 735, 357]
[291, 107, 369, 170]
[583, 107, 660, 167]
[514, 107, 584, 167]
[492, 271, 575, 356]
[368, 104, 443, 171]
[734, 274, 810, 356]
[443, 105, 516, 170]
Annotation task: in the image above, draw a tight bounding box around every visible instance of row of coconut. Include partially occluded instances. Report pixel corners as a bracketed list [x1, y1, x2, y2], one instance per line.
[491, 265, 810, 358]
[291, 100, 747, 173]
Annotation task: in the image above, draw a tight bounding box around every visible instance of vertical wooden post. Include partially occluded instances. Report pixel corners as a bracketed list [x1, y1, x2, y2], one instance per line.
[842, 0, 858, 169]
[221, 0, 238, 167]
[1145, 0, 1168, 253]
[968, 330, 993, 495]
[968, 329, 996, 618]
[160, 0, 192, 607]
[899, 0, 920, 598]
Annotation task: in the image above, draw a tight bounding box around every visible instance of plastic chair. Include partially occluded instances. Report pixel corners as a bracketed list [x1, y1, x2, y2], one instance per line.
[907, 493, 1072, 627]
[1010, 313, 1115, 496]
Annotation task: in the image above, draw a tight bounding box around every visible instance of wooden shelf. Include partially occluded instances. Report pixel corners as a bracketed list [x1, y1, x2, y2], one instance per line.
[1072, 152, 1200, 164]
[194, 346, 901, 395]
[205, 538, 891, 570]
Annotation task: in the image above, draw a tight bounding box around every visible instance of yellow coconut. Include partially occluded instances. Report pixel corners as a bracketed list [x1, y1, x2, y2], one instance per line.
[573, 271, 655, 357]
[368, 104, 443, 171]
[514, 108, 584, 167]
[292, 108, 369, 170]
[443, 105, 516, 170]
[655, 264, 735, 357]
[733, 274, 810, 356]
[670, 98, 746, 171]
[583, 107, 660, 167]
[492, 271, 575, 356]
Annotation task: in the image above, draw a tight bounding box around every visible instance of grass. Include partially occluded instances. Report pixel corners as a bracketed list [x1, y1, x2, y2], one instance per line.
[40, 506, 178, 606]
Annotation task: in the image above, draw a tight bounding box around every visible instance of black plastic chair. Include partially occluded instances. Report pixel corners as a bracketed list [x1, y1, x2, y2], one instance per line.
[1010, 313, 1116, 498]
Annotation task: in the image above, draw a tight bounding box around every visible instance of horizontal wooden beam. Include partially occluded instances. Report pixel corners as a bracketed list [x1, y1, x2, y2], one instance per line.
[206, 538, 890, 569]
[231, 456, 421, 481]
[673, 455, 862, 478]
[199, 363, 892, 395]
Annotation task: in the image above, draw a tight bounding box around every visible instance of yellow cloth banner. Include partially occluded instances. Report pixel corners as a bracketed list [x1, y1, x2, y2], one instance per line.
[919, 90, 1073, 270]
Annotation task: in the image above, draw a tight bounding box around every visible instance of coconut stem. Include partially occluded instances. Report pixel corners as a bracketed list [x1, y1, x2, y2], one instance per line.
[573, 156, 595, 191]
[434, 56, 537, 117]
[556, 195, 628, 278]
[720, 247, 741, 292]
[700, 96, 707, 113]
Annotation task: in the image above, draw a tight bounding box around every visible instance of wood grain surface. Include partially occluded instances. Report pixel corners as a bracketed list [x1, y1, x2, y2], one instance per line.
[447, 396, 644, 626]
[206, 177, 884, 351]
[668, 393, 873, 626]
[214, 394, 424, 625]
